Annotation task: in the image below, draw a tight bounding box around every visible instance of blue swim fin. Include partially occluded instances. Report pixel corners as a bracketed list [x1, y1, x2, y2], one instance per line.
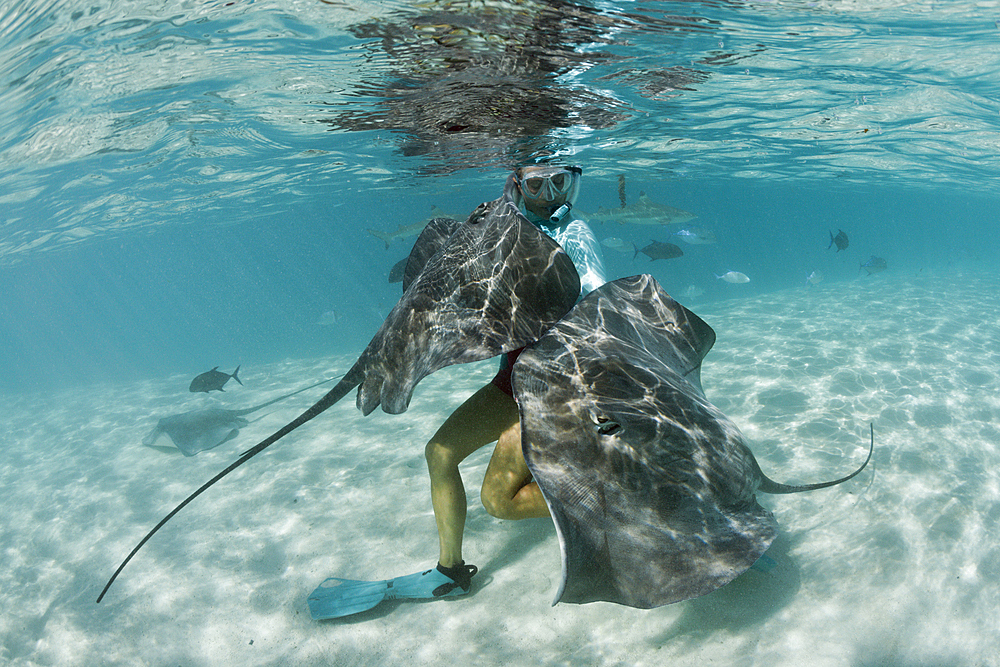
[307, 562, 478, 620]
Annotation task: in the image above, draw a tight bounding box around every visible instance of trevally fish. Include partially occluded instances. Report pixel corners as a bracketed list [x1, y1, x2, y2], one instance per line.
[828, 229, 849, 252]
[716, 271, 750, 284]
[634, 240, 684, 261]
[860, 256, 887, 275]
[600, 237, 632, 253]
[189, 366, 242, 393]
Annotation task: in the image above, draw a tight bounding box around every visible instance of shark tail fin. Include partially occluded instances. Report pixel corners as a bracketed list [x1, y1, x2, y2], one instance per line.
[367, 229, 392, 249]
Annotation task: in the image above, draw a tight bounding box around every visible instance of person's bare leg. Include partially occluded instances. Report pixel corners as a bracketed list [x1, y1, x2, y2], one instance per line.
[425, 383, 518, 568]
[481, 421, 551, 520]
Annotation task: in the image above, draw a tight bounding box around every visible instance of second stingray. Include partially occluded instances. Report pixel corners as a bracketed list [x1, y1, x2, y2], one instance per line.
[143, 377, 337, 456]
[513, 274, 873, 609]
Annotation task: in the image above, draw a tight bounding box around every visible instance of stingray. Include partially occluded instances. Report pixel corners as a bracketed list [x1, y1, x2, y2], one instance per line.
[142, 378, 337, 456]
[97, 192, 581, 602]
[512, 274, 873, 608]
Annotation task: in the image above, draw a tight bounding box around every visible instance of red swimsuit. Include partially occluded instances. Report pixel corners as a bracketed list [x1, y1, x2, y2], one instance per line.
[489, 347, 525, 397]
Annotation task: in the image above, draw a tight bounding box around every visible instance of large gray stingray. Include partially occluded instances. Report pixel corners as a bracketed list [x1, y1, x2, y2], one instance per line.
[98, 192, 581, 602]
[513, 274, 873, 609]
[142, 378, 337, 456]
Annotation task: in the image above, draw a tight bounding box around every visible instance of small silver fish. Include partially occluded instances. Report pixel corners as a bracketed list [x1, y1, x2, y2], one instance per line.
[716, 271, 750, 284]
[672, 227, 717, 245]
[600, 237, 632, 253]
[806, 270, 824, 285]
[680, 284, 705, 299]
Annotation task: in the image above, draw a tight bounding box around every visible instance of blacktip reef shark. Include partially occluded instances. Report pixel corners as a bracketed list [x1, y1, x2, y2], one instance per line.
[366, 206, 460, 249]
[143, 378, 337, 457]
[582, 192, 696, 226]
[98, 184, 872, 611]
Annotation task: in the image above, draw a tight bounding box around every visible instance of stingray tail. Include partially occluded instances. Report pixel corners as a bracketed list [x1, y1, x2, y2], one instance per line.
[757, 423, 874, 495]
[96, 366, 363, 604]
[231, 365, 243, 386]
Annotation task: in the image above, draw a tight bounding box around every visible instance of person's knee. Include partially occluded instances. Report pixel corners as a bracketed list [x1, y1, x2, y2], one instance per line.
[425, 439, 459, 474]
[480, 481, 514, 520]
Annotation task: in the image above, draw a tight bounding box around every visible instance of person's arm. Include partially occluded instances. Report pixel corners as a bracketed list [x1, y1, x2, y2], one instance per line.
[556, 219, 608, 297]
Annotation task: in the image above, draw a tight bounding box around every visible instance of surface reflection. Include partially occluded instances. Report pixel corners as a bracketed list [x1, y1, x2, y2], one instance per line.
[322, 0, 717, 170]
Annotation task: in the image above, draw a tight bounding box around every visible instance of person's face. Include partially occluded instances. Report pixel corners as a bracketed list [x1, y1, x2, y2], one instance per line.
[518, 167, 572, 218]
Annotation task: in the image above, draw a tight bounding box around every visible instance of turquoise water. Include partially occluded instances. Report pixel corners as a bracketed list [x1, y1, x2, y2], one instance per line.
[1, 1, 999, 665]
[3, 0, 997, 393]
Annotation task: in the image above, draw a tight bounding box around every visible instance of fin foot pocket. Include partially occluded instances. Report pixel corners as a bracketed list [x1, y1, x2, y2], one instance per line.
[307, 562, 479, 620]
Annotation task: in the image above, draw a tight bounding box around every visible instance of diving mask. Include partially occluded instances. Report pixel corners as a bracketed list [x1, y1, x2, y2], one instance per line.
[512, 165, 582, 223]
[516, 166, 582, 203]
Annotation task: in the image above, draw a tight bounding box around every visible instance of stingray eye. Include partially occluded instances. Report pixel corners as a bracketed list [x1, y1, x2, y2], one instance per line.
[598, 421, 622, 436]
[590, 413, 622, 437]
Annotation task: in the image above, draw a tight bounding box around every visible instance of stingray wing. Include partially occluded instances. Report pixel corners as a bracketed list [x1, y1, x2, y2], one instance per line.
[401, 216, 464, 292]
[353, 197, 580, 416]
[513, 274, 776, 608]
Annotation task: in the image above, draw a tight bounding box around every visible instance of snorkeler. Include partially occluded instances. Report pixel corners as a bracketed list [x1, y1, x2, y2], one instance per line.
[307, 165, 607, 619]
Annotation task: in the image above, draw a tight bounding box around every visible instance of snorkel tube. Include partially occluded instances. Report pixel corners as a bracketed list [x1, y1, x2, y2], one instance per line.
[548, 202, 573, 224]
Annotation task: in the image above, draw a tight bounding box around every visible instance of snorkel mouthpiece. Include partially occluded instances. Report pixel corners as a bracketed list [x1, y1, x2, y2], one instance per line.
[549, 203, 572, 224]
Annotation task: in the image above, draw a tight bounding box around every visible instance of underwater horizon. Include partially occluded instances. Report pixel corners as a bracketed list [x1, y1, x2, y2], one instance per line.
[1, 1, 999, 665]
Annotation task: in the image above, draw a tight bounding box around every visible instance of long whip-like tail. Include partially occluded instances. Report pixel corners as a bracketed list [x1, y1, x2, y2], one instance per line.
[757, 422, 874, 495]
[96, 370, 361, 603]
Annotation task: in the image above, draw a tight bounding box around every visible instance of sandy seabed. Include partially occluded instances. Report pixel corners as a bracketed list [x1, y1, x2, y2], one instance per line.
[2, 270, 999, 667]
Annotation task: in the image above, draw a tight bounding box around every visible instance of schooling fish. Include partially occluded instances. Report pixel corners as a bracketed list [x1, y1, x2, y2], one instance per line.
[189, 366, 242, 393]
[716, 271, 750, 284]
[680, 284, 705, 299]
[860, 256, 887, 275]
[828, 229, 849, 252]
[317, 310, 342, 326]
[633, 240, 684, 262]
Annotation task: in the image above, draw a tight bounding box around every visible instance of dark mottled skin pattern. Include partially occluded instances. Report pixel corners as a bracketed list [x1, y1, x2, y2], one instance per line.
[513, 275, 870, 608]
[351, 197, 580, 415]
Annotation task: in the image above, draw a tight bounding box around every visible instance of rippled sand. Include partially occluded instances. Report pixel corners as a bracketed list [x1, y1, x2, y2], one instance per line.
[1, 270, 998, 666]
